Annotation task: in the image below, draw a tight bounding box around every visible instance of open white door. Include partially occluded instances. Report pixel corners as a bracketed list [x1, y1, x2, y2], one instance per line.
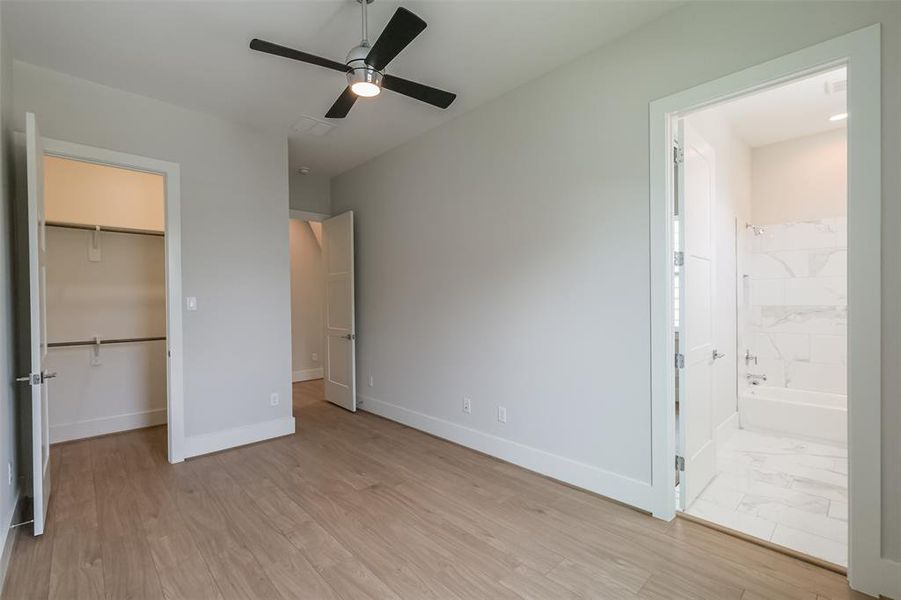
[322, 211, 356, 411]
[677, 122, 718, 509]
[15, 113, 52, 534]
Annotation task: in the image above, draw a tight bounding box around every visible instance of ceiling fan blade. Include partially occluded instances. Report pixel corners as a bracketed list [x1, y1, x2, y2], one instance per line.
[382, 75, 456, 109]
[365, 7, 427, 71]
[325, 87, 358, 119]
[250, 39, 349, 73]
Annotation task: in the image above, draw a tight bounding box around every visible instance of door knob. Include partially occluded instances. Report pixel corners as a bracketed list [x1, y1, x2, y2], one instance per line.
[41, 371, 57, 382]
[343, 333, 355, 341]
[712, 349, 726, 360]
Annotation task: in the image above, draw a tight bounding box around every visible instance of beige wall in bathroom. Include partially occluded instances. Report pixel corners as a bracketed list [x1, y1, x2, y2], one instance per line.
[751, 128, 847, 225]
[44, 155, 165, 231]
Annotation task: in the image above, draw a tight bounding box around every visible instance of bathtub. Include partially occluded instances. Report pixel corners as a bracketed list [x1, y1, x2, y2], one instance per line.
[739, 386, 847, 445]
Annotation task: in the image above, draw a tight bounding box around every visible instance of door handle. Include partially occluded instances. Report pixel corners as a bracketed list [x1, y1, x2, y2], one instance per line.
[41, 371, 57, 382]
[16, 374, 41, 385]
[712, 349, 726, 361]
[343, 334, 355, 341]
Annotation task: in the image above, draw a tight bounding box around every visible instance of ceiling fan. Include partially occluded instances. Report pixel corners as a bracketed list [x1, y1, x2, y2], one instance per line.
[250, 0, 457, 119]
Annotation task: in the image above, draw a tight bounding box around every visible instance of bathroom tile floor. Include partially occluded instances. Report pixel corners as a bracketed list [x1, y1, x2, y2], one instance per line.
[683, 428, 848, 567]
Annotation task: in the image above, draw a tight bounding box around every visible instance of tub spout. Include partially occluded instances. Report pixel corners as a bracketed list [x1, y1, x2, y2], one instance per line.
[747, 373, 767, 385]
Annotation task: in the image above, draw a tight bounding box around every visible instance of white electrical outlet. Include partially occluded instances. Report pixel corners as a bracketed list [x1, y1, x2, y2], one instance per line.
[497, 406, 507, 423]
[312, 353, 318, 362]
[463, 397, 472, 414]
[368, 373, 374, 387]
[270, 393, 279, 407]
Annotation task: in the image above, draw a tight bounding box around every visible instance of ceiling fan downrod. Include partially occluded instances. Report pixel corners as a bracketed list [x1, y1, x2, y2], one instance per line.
[347, 0, 381, 97]
[358, 0, 374, 45]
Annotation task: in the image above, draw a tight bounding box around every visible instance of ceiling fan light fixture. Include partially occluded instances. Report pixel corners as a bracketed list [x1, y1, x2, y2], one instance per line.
[351, 81, 381, 97]
[348, 67, 382, 97]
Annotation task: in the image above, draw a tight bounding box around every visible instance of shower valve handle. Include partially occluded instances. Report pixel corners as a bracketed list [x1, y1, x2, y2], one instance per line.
[745, 350, 758, 365]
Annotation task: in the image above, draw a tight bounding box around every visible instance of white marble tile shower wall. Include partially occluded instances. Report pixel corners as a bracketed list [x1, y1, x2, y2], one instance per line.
[746, 218, 847, 395]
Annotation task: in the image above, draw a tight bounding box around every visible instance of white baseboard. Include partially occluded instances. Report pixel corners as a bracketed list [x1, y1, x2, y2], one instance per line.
[357, 394, 654, 512]
[0, 492, 21, 594]
[715, 411, 740, 447]
[292, 368, 323, 382]
[184, 416, 295, 459]
[50, 408, 168, 444]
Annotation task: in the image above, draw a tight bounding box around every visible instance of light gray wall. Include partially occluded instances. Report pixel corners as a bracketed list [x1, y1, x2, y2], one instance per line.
[289, 171, 330, 215]
[332, 1, 901, 559]
[12, 60, 293, 440]
[0, 3, 19, 582]
[289, 219, 323, 375]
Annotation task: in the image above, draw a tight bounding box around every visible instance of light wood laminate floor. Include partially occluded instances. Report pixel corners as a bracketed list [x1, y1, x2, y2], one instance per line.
[3, 380, 869, 599]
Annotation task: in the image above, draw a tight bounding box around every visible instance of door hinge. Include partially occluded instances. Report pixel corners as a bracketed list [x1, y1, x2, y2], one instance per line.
[675, 353, 685, 369]
[674, 251, 684, 267]
[15, 373, 40, 386]
[675, 455, 685, 471]
[673, 145, 684, 165]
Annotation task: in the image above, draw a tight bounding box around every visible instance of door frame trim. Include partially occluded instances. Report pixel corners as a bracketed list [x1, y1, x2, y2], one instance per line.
[649, 25, 891, 596]
[41, 138, 186, 464]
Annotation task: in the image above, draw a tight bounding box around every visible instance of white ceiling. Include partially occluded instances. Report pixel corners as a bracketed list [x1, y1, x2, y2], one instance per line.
[693, 67, 848, 148]
[5, 1, 677, 176]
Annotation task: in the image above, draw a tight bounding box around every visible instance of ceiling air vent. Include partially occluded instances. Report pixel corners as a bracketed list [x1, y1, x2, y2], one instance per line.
[291, 115, 335, 137]
[824, 79, 847, 95]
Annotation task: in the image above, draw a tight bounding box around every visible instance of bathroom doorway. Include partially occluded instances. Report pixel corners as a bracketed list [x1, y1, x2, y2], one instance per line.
[673, 67, 849, 568]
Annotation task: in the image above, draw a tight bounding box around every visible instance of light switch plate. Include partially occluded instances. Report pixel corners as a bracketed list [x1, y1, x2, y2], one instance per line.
[186, 296, 198, 311]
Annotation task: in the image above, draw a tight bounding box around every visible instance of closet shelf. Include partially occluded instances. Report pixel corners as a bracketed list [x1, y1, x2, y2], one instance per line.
[46, 221, 164, 237]
[48, 336, 166, 349]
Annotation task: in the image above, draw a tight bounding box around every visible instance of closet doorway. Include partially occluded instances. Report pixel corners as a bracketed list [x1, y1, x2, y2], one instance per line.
[45, 155, 168, 438]
[15, 130, 184, 535]
[38, 136, 184, 460]
[16, 123, 184, 536]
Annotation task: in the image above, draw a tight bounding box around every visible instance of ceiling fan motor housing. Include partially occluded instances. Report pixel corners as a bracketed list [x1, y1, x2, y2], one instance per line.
[346, 44, 383, 91]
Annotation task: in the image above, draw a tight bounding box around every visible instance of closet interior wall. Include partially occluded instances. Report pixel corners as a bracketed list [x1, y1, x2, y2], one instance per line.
[44, 156, 166, 443]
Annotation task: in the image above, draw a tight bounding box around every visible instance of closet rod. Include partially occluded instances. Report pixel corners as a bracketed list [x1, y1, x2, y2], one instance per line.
[48, 336, 166, 349]
[46, 222, 165, 238]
